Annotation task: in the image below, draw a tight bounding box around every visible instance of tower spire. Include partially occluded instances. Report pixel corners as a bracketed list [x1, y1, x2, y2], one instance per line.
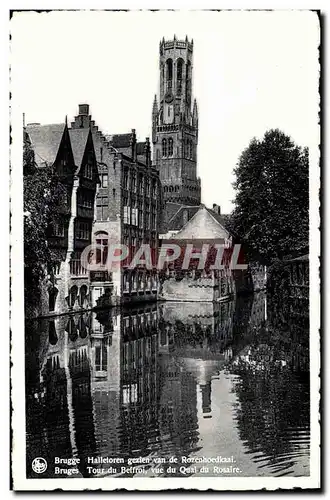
[152, 94, 158, 116]
[152, 94, 159, 144]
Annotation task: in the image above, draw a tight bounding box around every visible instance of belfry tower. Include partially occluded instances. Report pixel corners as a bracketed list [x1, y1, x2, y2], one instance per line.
[152, 36, 201, 206]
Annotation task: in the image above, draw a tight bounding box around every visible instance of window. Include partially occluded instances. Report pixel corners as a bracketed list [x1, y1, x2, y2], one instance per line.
[113, 188, 116, 197]
[48, 320, 58, 345]
[48, 287, 58, 312]
[151, 211, 156, 230]
[166, 59, 173, 90]
[152, 181, 157, 199]
[85, 162, 93, 179]
[168, 137, 173, 157]
[95, 340, 108, 371]
[131, 208, 136, 226]
[145, 204, 150, 229]
[101, 174, 108, 188]
[96, 195, 108, 221]
[186, 60, 192, 97]
[95, 233, 109, 265]
[69, 286, 78, 307]
[162, 138, 167, 157]
[131, 173, 136, 192]
[132, 273, 138, 291]
[189, 139, 193, 159]
[131, 207, 138, 226]
[138, 176, 143, 195]
[123, 272, 130, 292]
[123, 170, 128, 189]
[79, 285, 88, 307]
[78, 315, 88, 338]
[156, 149, 160, 165]
[76, 221, 89, 240]
[146, 179, 150, 196]
[100, 147, 103, 163]
[52, 221, 64, 237]
[138, 201, 144, 227]
[78, 190, 94, 208]
[123, 206, 131, 224]
[177, 59, 183, 91]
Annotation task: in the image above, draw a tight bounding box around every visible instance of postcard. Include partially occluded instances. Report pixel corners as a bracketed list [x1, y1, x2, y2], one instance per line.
[10, 8, 321, 491]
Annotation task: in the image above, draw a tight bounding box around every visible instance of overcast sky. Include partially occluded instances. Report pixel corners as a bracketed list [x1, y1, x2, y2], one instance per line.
[11, 10, 319, 213]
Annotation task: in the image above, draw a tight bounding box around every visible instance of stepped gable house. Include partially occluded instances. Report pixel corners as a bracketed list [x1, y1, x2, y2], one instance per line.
[159, 205, 235, 302]
[71, 104, 163, 306]
[25, 121, 100, 316]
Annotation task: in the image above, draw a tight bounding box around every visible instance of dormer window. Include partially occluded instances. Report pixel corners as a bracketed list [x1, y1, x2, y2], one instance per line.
[85, 163, 93, 179]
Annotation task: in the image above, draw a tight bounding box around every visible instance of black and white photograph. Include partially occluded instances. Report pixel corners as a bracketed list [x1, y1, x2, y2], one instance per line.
[10, 8, 320, 491]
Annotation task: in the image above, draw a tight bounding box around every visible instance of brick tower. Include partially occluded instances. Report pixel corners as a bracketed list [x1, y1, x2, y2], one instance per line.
[152, 36, 201, 206]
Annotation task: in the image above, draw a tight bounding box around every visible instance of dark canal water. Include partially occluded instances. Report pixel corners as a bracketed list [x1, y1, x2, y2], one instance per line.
[25, 292, 310, 479]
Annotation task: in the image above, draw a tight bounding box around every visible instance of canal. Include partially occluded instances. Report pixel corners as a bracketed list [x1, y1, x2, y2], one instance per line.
[25, 292, 310, 479]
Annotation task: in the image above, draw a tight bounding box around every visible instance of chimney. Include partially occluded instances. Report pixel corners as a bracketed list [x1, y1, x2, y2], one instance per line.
[78, 104, 89, 115]
[131, 129, 137, 162]
[145, 137, 151, 167]
[212, 203, 221, 215]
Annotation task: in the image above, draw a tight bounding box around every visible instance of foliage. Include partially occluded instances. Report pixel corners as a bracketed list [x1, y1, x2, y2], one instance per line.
[23, 136, 66, 314]
[230, 129, 309, 264]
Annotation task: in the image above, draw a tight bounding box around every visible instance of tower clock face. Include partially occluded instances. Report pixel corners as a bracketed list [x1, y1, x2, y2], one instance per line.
[165, 92, 174, 103]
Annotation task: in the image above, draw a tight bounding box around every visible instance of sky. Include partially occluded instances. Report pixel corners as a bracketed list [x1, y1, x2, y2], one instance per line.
[10, 10, 319, 213]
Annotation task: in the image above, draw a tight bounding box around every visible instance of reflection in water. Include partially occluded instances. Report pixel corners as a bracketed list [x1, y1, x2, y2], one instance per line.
[25, 293, 310, 478]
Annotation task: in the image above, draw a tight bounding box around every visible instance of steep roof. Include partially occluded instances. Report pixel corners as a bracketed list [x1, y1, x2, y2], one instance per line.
[68, 128, 90, 168]
[108, 133, 133, 149]
[205, 208, 230, 232]
[136, 141, 146, 155]
[25, 123, 66, 167]
[164, 202, 184, 224]
[172, 205, 230, 240]
[167, 205, 200, 231]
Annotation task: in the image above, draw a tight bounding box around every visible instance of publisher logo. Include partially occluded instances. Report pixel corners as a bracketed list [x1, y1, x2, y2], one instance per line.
[32, 457, 47, 474]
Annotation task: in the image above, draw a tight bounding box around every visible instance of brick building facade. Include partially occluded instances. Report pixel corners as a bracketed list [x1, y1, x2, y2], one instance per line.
[71, 104, 163, 307]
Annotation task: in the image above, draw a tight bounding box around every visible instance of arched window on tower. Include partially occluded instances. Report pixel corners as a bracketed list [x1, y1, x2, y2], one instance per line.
[177, 58, 183, 95]
[161, 63, 165, 95]
[186, 60, 192, 102]
[189, 139, 193, 159]
[168, 137, 173, 157]
[185, 138, 189, 159]
[166, 59, 173, 91]
[162, 138, 167, 157]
